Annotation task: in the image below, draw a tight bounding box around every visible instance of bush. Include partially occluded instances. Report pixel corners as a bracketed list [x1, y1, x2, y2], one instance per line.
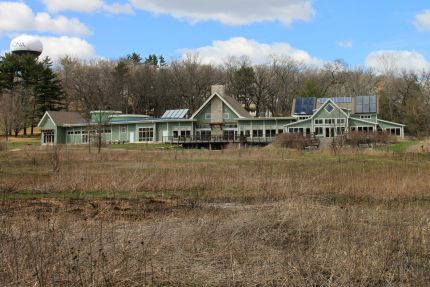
[347, 131, 394, 147]
[274, 133, 307, 149]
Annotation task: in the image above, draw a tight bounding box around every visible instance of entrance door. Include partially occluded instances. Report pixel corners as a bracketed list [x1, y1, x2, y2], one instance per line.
[162, 130, 168, 143]
[129, 131, 135, 143]
[43, 130, 55, 144]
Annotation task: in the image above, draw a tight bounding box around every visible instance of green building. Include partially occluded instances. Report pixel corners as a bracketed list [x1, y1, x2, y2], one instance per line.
[286, 96, 405, 138]
[38, 85, 404, 145]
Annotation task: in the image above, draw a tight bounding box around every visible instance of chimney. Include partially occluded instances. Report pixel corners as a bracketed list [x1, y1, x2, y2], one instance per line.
[211, 84, 225, 97]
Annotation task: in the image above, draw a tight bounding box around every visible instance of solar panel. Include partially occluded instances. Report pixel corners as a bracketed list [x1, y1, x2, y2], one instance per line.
[355, 96, 376, 113]
[161, 109, 189, 119]
[294, 97, 316, 115]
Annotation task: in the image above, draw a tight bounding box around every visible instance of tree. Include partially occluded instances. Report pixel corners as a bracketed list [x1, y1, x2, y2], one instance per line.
[0, 91, 24, 144]
[127, 52, 142, 65]
[0, 53, 63, 135]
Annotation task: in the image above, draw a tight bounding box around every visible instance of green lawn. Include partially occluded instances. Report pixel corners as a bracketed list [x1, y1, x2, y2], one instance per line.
[378, 140, 420, 153]
[3, 137, 41, 150]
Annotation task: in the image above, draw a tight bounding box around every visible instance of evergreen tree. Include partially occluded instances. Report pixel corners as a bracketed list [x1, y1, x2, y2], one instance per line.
[0, 53, 64, 135]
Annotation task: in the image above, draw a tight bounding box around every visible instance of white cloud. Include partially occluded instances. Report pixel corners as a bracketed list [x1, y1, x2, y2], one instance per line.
[414, 10, 430, 31]
[43, 0, 134, 14]
[365, 50, 430, 74]
[337, 40, 353, 48]
[180, 37, 324, 66]
[102, 3, 134, 14]
[131, 0, 314, 26]
[0, 2, 90, 35]
[36, 35, 97, 61]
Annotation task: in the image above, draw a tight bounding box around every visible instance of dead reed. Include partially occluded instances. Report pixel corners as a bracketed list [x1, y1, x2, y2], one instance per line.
[1, 146, 429, 286]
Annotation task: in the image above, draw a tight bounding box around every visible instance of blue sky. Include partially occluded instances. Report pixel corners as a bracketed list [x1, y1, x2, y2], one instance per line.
[1, 0, 430, 71]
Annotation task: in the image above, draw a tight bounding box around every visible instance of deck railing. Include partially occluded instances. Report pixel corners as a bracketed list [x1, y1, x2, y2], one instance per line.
[163, 135, 275, 144]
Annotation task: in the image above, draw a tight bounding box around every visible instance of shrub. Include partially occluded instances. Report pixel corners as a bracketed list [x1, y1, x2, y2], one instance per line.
[274, 133, 307, 149]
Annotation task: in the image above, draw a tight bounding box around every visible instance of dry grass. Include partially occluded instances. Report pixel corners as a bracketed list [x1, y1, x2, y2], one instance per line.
[1, 146, 430, 286]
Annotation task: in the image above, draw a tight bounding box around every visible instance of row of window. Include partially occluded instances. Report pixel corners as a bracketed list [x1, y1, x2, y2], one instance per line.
[314, 118, 346, 125]
[243, 129, 283, 138]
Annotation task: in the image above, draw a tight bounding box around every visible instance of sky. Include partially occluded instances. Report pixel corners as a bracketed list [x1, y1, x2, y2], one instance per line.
[0, 0, 430, 72]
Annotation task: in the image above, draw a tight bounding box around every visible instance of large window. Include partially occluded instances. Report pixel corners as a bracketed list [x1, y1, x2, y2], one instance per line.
[314, 119, 323, 125]
[139, 127, 154, 142]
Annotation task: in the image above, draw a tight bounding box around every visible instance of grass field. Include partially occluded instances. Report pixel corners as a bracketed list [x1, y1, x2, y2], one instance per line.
[1, 144, 430, 286]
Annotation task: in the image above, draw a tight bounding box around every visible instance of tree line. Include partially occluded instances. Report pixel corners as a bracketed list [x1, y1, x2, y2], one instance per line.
[1, 52, 430, 137]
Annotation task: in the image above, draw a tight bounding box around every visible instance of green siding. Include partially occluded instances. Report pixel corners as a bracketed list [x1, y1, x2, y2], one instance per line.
[195, 103, 212, 123]
[223, 104, 238, 122]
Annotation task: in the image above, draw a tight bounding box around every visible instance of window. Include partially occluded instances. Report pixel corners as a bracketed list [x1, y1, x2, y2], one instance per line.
[223, 113, 230, 119]
[200, 130, 211, 139]
[67, 130, 74, 135]
[289, 128, 303, 134]
[278, 129, 283, 134]
[224, 124, 237, 128]
[103, 129, 111, 134]
[325, 119, 334, 125]
[74, 130, 81, 135]
[315, 127, 323, 135]
[336, 118, 345, 124]
[205, 113, 211, 119]
[252, 130, 263, 137]
[325, 104, 334, 113]
[265, 129, 276, 138]
[138, 127, 154, 142]
[360, 115, 371, 119]
[299, 116, 310, 120]
[43, 131, 54, 143]
[245, 130, 251, 137]
[386, 128, 401, 136]
[224, 130, 235, 140]
[180, 130, 191, 138]
[314, 119, 323, 125]
[121, 127, 127, 133]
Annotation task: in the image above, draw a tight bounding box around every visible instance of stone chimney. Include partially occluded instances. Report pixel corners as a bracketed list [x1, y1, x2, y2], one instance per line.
[211, 84, 225, 97]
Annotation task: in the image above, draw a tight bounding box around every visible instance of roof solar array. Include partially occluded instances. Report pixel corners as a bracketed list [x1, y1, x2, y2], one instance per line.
[355, 96, 377, 113]
[319, 97, 352, 104]
[161, 109, 189, 119]
[294, 97, 316, 115]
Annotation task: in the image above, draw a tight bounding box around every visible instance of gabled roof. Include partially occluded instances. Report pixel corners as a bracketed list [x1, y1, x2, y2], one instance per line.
[311, 98, 349, 119]
[190, 93, 251, 119]
[38, 111, 86, 127]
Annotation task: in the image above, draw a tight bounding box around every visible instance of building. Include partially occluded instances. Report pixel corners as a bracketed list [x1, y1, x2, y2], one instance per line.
[38, 85, 405, 145]
[286, 96, 405, 138]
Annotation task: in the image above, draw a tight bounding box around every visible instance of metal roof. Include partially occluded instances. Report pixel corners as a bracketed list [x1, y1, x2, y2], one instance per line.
[161, 109, 189, 119]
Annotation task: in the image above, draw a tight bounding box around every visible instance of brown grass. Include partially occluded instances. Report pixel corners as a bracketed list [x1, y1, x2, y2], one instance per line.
[1, 146, 430, 286]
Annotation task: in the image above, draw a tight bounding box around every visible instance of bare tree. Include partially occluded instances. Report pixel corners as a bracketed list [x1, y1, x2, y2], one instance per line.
[0, 91, 24, 145]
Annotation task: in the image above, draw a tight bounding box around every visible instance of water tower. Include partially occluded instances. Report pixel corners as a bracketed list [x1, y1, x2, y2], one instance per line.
[10, 35, 43, 57]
